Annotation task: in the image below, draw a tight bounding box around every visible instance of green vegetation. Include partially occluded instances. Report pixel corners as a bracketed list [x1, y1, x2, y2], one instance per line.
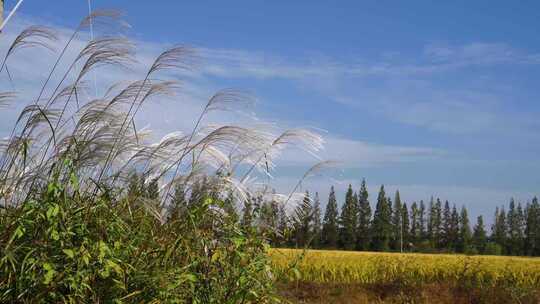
[1, 175, 277, 302]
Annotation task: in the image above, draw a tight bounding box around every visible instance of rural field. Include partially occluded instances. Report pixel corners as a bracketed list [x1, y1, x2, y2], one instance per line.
[271, 249, 540, 303]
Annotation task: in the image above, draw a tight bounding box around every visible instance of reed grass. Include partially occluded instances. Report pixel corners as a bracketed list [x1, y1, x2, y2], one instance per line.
[0, 9, 325, 303]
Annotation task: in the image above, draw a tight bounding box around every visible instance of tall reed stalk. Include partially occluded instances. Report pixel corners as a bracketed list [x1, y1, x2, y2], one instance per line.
[0, 9, 328, 303]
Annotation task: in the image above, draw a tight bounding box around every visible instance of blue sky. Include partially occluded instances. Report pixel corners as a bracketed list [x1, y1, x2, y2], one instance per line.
[2, 1, 540, 221]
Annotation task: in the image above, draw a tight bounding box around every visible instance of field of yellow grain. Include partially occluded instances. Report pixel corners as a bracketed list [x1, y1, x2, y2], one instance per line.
[270, 249, 540, 290]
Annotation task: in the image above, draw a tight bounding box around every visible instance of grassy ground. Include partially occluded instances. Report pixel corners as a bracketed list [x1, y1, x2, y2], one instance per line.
[271, 249, 540, 303]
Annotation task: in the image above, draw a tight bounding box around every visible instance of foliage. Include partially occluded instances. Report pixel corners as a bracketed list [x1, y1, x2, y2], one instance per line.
[339, 185, 357, 250]
[311, 192, 322, 248]
[356, 179, 371, 251]
[321, 186, 339, 249]
[292, 191, 313, 247]
[0, 173, 279, 303]
[371, 185, 391, 251]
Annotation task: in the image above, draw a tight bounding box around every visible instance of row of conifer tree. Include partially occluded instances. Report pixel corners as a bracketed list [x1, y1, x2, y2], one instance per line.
[246, 180, 540, 256]
[130, 174, 540, 256]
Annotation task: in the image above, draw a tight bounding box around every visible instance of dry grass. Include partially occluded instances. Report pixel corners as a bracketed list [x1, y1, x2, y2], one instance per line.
[271, 249, 540, 303]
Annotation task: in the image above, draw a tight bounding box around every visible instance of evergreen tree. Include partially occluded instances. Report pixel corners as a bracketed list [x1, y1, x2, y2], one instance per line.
[339, 185, 358, 250]
[146, 178, 160, 200]
[391, 190, 403, 251]
[356, 179, 371, 250]
[410, 202, 419, 244]
[434, 198, 442, 248]
[401, 202, 410, 251]
[292, 191, 313, 247]
[322, 186, 339, 248]
[371, 185, 392, 251]
[312, 192, 323, 248]
[492, 207, 507, 254]
[507, 199, 524, 255]
[419, 200, 426, 240]
[517, 202, 525, 254]
[473, 215, 487, 254]
[457, 206, 472, 253]
[450, 205, 460, 251]
[427, 197, 435, 246]
[127, 171, 144, 199]
[525, 197, 540, 255]
[442, 200, 452, 250]
[259, 198, 280, 245]
[428, 197, 442, 249]
[169, 183, 187, 220]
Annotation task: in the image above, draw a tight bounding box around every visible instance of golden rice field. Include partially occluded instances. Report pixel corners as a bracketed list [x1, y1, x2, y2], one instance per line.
[270, 248, 540, 290]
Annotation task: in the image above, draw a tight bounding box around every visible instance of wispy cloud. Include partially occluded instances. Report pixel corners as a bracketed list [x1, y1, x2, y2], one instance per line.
[196, 42, 540, 80]
[186, 41, 540, 139]
[278, 135, 445, 167]
[0, 16, 443, 171]
[424, 42, 540, 66]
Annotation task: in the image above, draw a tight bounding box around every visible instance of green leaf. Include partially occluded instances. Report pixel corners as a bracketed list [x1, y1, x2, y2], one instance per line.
[292, 268, 302, 280]
[211, 251, 221, 263]
[70, 171, 79, 189]
[14, 226, 25, 239]
[50, 229, 60, 241]
[63, 249, 75, 259]
[106, 260, 123, 275]
[42, 263, 56, 285]
[46, 204, 60, 220]
[180, 273, 198, 284]
[98, 241, 109, 259]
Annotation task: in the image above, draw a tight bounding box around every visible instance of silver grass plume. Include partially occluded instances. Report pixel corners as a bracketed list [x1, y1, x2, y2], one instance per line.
[0, 25, 58, 74]
[0, 11, 331, 225]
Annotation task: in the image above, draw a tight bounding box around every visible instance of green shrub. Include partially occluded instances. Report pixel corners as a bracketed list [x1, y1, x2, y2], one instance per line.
[0, 174, 279, 303]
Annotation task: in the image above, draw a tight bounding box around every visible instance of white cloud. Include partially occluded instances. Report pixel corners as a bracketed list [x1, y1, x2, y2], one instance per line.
[424, 42, 540, 66]
[188, 40, 540, 138]
[277, 135, 444, 168]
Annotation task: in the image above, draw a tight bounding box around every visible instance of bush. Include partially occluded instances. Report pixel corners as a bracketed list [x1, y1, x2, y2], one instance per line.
[0, 172, 279, 303]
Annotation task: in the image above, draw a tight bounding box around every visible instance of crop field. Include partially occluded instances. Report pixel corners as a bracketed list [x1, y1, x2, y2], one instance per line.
[270, 249, 540, 303]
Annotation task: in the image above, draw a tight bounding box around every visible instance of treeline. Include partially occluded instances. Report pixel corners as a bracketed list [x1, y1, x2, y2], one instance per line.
[148, 174, 540, 256]
[249, 180, 540, 256]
